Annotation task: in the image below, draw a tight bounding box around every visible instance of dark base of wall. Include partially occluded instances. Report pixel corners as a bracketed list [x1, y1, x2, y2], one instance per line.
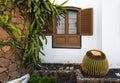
[34, 63, 120, 83]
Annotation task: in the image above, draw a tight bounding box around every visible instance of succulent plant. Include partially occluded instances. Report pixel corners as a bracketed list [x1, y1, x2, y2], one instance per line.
[81, 50, 109, 77]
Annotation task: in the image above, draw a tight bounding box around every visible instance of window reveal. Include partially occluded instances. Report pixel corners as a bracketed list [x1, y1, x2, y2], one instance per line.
[45, 7, 93, 48]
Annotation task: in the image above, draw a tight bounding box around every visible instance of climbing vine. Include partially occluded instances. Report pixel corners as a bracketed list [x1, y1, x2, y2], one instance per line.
[0, 0, 68, 68]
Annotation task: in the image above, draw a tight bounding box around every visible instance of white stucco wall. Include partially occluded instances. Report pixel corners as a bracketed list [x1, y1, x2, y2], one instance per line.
[40, 0, 120, 69]
[102, 0, 120, 68]
[40, 0, 102, 64]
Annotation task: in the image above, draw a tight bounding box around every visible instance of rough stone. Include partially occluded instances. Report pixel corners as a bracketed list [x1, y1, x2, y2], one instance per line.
[11, 8, 20, 17]
[11, 17, 20, 24]
[11, 13, 24, 25]
[3, 11, 10, 16]
[0, 1, 29, 82]
[11, 10, 15, 16]
[0, 50, 4, 57]
[16, 24, 24, 30]
[20, 68, 28, 75]
[0, 68, 7, 73]
[14, 7, 19, 12]
[4, 50, 14, 59]
[0, 58, 10, 67]
[10, 54, 20, 63]
[0, 28, 9, 41]
[8, 63, 17, 72]
[7, 1, 13, 8]
[2, 46, 11, 52]
[0, 72, 9, 83]
[16, 60, 21, 65]
[9, 71, 21, 79]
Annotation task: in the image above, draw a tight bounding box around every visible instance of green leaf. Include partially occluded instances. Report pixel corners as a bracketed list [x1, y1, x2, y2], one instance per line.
[12, 0, 15, 2]
[0, 42, 12, 46]
[44, 2, 51, 11]
[35, 0, 39, 3]
[0, 4, 5, 12]
[4, 0, 7, 6]
[17, 0, 25, 4]
[40, 50, 45, 56]
[7, 24, 22, 38]
[29, 20, 35, 33]
[39, 16, 45, 25]
[4, 15, 9, 24]
[61, 0, 69, 5]
[33, 5, 38, 12]
[28, 0, 31, 8]
[52, 0, 55, 4]
[13, 41, 23, 49]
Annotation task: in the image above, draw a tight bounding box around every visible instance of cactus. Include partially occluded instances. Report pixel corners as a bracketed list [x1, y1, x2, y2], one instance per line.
[81, 50, 109, 77]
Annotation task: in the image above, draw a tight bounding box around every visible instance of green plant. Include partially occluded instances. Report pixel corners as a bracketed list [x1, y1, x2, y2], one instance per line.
[29, 74, 57, 83]
[0, 0, 68, 68]
[81, 50, 109, 77]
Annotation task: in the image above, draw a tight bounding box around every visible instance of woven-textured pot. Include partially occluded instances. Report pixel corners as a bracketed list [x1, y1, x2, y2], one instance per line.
[81, 50, 109, 77]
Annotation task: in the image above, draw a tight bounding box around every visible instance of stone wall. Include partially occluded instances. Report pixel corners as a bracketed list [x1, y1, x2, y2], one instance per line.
[0, 46, 28, 83]
[0, 1, 29, 83]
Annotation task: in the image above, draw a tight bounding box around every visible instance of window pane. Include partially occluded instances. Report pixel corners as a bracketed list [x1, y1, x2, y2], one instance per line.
[56, 15, 65, 34]
[68, 11, 77, 34]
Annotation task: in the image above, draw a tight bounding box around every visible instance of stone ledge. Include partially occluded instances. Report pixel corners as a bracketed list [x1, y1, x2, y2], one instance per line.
[34, 63, 120, 83]
[76, 69, 120, 83]
[33, 69, 120, 83]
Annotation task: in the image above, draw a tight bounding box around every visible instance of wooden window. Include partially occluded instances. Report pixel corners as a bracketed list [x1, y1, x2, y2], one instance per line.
[52, 7, 82, 48]
[45, 7, 93, 48]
